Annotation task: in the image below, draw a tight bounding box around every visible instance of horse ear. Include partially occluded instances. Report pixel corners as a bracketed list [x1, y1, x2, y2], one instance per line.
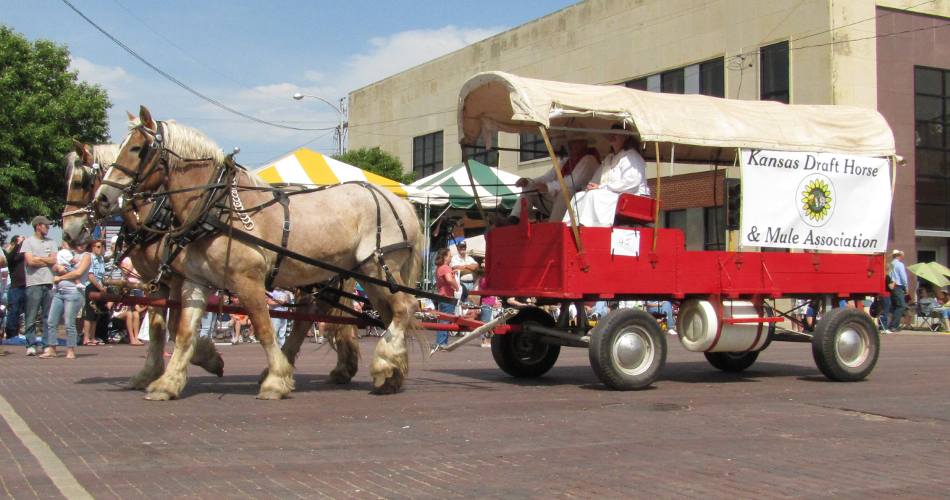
[139, 105, 156, 131]
[72, 140, 92, 164]
[126, 110, 136, 121]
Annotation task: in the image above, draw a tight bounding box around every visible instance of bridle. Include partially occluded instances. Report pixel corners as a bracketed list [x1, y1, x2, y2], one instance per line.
[62, 161, 102, 226]
[100, 122, 170, 208]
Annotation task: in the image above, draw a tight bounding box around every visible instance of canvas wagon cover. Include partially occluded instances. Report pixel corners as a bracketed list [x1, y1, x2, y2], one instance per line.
[458, 71, 895, 162]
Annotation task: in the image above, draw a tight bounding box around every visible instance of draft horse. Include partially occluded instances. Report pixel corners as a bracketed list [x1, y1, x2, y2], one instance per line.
[63, 140, 225, 387]
[95, 106, 423, 400]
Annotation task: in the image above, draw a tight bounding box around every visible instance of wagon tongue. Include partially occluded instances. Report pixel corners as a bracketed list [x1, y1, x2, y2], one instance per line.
[429, 309, 517, 357]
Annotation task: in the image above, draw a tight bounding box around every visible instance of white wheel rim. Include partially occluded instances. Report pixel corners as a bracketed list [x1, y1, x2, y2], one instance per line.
[835, 322, 870, 368]
[611, 326, 655, 376]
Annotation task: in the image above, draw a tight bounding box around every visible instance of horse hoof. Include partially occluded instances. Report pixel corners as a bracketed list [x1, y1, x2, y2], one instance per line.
[327, 368, 352, 385]
[209, 356, 224, 377]
[256, 390, 285, 400]
[128, 373, 160, 391]
[144, 391, 175, 401]
[371, 373, 404, 395]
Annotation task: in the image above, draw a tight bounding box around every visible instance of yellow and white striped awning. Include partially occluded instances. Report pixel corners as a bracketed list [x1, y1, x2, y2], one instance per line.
[252, 148, 408, 197]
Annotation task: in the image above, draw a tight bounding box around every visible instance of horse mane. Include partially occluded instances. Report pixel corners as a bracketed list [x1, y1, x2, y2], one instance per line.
[161, 120, 225, 167]
[92, 144, 119, 167]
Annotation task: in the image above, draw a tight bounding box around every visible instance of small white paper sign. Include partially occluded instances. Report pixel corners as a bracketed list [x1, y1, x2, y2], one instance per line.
[611, 229, 641, 257]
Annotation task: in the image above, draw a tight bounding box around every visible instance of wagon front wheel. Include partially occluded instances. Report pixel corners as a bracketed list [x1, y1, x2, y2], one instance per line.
[491, 307, 560, 378]
[589, 308, 667, 390]
[811, 308, 879, 381]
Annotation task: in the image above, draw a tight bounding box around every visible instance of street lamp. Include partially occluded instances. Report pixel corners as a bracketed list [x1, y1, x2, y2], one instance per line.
[292, 92, 347, 155]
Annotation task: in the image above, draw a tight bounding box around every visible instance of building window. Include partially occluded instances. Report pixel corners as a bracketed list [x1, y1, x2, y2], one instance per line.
[624, 78, 647, 90]
[915, 66, 950, 230]
[413, 131, 443, 179]
[704, 206, 725, 250]
[699, 58, 725, 98]
[462, 132, 499, 166]
[519, 133, 549, 162]
[663, 209, 687, 233]
[760, 41, 789, 103]
[661, 68, 685, 94]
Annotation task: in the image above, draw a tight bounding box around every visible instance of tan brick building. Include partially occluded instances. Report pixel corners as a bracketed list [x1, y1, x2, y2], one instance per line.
[348, 0, 949, 267]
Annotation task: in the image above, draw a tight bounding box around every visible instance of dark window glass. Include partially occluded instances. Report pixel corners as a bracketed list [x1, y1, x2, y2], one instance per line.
[664, 209, 687, 232]
[917, 150, 947, 177]
[661, 68, 685, 94]
[462, 132, 499, 166]
[916, 67, 942, 95]
[915, 66, 950, 231]
[916, 95, 942, 121]
[699, 58, 725, 98]
[916, 203, 948, 230]
[625, 78, 647, 90]
[520, 133, 549, 162]
[760, 41, 789, 103]
[916, 121, 944, 149]
[412, 130, 443, 179]
[917, 176, 947, 203]
[704, 206, 725, 250]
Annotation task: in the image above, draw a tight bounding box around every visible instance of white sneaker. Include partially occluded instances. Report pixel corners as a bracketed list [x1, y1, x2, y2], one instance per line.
[667, 329, 678, 336]
[25, 346, 36, 356]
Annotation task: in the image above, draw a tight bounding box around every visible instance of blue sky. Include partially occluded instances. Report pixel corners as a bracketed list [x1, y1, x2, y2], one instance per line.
[2, 0, 577, 166]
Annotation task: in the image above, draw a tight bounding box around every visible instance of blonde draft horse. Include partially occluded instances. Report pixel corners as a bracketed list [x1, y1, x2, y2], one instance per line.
[95, 106, 422, 400]
[68, 140, 362, 390]
[64, 139, 224, 388]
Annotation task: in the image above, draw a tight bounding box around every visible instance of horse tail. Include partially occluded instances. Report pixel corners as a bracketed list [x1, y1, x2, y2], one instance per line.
[401, 222, 427, 359]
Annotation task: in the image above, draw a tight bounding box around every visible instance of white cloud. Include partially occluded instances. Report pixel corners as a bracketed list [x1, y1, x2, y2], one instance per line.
[339, 25, 504, 91]
[69, 57, 133, 97]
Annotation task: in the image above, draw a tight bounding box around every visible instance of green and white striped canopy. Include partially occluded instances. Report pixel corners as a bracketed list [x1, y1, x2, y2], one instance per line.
[408, 160, 520, 209]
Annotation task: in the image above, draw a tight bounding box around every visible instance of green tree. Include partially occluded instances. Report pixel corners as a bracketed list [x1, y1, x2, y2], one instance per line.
[334, 147, 413, 184]
[0, 25, 110, 236]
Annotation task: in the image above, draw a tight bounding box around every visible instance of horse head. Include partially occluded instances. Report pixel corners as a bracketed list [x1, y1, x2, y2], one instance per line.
[62, 139, 116, 244]
[95, 106, 168, 217]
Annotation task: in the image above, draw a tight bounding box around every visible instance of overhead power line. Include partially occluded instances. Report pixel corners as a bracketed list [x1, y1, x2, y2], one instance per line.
[61, 0, 336, 132]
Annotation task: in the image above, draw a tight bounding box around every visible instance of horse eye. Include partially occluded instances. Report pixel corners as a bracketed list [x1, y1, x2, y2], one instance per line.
[129, 146, 141, 153]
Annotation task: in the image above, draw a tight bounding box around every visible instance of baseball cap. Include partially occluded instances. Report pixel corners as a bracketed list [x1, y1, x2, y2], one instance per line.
[31, 215, 53, 227]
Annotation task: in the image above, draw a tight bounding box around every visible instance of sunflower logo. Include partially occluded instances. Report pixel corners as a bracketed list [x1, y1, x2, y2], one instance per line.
[796, 174, 835, 227]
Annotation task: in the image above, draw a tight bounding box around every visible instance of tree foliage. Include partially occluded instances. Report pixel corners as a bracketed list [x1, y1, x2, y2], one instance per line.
[334, 147, 413, 184]
[0, 25, 110, 236]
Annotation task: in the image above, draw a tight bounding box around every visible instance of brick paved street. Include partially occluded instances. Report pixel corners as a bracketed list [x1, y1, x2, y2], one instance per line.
[1, 332, 949, 499]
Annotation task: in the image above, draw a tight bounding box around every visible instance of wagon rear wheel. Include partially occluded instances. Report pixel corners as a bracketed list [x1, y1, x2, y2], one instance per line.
[491, 307, 560, 378]
[589, 308, 666, 390]
[811, 308, 879, 381]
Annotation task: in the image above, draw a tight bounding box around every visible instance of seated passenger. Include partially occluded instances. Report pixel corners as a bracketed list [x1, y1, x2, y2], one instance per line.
[505, 138, 599, 224]
[563, 124, 649, 227]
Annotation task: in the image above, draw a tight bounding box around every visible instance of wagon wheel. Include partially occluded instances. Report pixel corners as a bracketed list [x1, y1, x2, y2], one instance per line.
[704, 351, 759, 372]
[811, 308, 879, 381]
[589, 308, 667, 390]
[704, 303, 775, 373]
[491, 307, 560, 378]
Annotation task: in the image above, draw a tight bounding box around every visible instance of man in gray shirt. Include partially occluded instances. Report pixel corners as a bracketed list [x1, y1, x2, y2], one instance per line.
[20, 216, 57, 355]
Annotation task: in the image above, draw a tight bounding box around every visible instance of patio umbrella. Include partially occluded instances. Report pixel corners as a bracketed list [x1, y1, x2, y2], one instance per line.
[252, 147, 408, 197]
[408, 160, 520, 209]
[907, 262, 950, 288]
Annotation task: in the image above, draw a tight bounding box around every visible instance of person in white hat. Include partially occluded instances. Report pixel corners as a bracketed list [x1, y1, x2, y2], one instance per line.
[506, 137, 600, 224]
[886, 249, 908, 332]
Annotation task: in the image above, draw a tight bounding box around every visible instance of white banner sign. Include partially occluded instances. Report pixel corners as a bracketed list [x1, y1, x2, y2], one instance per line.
[740, 149, 891, 253]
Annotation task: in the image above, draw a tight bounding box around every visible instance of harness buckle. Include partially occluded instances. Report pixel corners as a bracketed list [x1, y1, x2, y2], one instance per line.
[283, 220, 291, 232]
